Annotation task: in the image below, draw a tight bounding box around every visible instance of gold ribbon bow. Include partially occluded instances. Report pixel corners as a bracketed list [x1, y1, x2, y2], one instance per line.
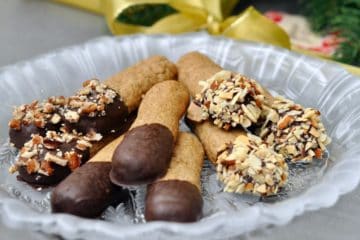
[55, 0, 290, 48]
[55, 0, 359, 75]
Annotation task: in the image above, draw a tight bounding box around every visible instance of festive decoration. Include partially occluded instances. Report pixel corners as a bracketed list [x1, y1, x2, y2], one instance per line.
[265, 11, 342, 59]
[55, 0, 290, 48]
[300, 0, 360, 66]
[54, 0, 359, 75]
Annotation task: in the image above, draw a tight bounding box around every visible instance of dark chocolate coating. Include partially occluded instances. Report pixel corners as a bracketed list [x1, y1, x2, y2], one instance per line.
[18, 140, 90, 186]
[18, 164, 71, 186]
[51, 162, 129, 218]
[110, 124, 174, 186]
[65, 95, 129, 135]
[16, 102, 135, 187]
[9, 124, 45, 149]
[9, 121, 60, 149]
[145, 180, 203, 222]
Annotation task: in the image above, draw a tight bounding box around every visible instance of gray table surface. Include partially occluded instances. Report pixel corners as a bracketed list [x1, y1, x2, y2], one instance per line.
[1, 1, 360, 239]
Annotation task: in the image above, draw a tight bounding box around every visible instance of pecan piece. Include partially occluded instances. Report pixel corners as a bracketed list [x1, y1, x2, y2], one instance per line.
[43, 139, 61, 150]
[245, 182, 254, 191]
[80, 102, 97, 114]
[40, 161, 54, 176]
[8, 119, 21, 130]
[314, 148, 322, 158]
[255, 98, 262, 108]
[32, 135, 43, 145]
[220, 159, 236, 167]
[26, 159, 40, 174]
[210, 81, 219, 90]
[82, 79, 91, 87]
[65, 151, 81, 171]
[43, 103, 55, 113]
[34, 119, 46, 128]
[223, 123, 231, 131]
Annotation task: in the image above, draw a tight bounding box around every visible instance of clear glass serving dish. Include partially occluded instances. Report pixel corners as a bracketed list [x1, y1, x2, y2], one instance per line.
[0, 32, 359, 240]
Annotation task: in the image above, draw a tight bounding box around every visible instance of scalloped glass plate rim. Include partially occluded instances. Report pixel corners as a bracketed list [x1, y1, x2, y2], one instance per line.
[0, 32, 359, 239]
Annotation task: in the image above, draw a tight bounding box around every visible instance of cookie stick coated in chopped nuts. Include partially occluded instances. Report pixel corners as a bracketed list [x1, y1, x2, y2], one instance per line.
[186, 121, 287, 197]
[178, 51, 241, 164]
[110, 80, 190, 186]
[145, 132, 204, 222]
[194, 70, 273, 130]
[189, 120, 287, 197]
[182, 52, 274, 130]
[178, 52, 288, 196]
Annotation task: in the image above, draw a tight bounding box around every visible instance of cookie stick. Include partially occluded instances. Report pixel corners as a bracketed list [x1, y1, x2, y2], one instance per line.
[51, 135, 128, 218]
[110, 80, 190, 186]
[103, 56, 177, 113]
[145, 132, 204, 222]
[189, 120, 242, 164]
[177, 51, 241, 164]
[178, 51, 275, 131]
[51, 80, 189, 217]
[178, 52, 288, 196]
[63, 55, 177, 135]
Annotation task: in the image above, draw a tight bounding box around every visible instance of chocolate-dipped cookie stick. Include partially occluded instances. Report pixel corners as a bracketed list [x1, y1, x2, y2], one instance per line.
[11, 131, 92, 186]
[110, 80, 190, 186]
[10, 118, 133, 186]
[145, 132, 204, 222]
[9, 56, 177, 147]
[51, 135, 128, 218]
[62, 55, 177, 135]
[51, 80, 189, 217]
[178, 52, 288, 196]
[103, 56, 177, 113]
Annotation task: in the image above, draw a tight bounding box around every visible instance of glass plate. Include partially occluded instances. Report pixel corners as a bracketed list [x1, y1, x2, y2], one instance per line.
[0, 32, 359, 240]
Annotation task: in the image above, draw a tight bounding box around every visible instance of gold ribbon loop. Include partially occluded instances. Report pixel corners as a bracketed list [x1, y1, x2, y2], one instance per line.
[222, 7, 291, 48]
